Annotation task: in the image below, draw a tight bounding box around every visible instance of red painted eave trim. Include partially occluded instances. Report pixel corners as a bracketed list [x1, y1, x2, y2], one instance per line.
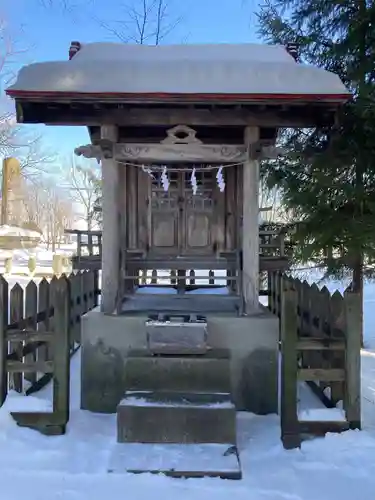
[6, 89, 351, 103]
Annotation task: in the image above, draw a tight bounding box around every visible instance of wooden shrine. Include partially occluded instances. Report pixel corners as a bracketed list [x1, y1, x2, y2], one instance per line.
[6, 41, 349, 316]
[5, 42, 351, 478]
[73, 122, 290, 315]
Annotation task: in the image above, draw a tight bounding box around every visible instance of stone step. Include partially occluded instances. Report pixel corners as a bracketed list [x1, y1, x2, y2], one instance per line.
[145, 319, 207, 354]
[117, 391, 236, 444]
[125, 352, 231, 393]
[108, 442, 241, 480]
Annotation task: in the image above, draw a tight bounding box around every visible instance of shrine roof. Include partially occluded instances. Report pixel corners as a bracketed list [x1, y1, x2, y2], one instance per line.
[6, 42, 350, 103]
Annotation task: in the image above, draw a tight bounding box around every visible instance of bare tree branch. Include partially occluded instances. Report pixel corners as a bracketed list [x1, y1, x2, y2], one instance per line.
[61, 156, 100, 230]
[18, 136, 55, 181]
[21, 176, 74, 249]
[92, 0, 182, 45]
[38, 0, 87, 10]
[0, 16, 54, 184]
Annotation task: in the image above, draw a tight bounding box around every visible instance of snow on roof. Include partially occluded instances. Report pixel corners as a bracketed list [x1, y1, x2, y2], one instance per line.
[73, 42, 296, 63]
[7, 42, 350, 99]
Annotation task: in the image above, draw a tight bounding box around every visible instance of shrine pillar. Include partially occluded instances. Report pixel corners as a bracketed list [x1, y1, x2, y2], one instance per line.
[242, 126, 260, 313]
[100, 125, 121, 314]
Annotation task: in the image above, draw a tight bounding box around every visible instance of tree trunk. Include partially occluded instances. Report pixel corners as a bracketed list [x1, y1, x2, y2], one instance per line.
[353, 0, 367, 350]
[87, 214, 93, 232]
[352, 253, 364, 348]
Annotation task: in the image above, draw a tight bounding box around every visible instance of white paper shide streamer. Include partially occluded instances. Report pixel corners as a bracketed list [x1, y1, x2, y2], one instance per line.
[140, 163, 225, 192]
[161, 165, 170, 191]
[190, 167, 198, 195]
[216, 166, 225, 192]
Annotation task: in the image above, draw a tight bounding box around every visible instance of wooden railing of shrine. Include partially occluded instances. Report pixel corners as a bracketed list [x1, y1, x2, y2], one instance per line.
[268, 272, 361, 449]
[65, 228, 290, 283]
[0, 270, 100, 435]
[65, 229, 102, 271]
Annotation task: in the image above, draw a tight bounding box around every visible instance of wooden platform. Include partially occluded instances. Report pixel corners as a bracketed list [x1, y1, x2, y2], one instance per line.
[71, 253, 290, 272]
[107, 442, 242, 480]
[121, 291, 242, 315]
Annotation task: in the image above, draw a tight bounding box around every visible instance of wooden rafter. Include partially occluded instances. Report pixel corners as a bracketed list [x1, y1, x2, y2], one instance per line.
[15, 100, 340, 128]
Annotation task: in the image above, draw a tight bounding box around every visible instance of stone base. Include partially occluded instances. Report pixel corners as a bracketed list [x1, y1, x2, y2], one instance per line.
[125, 351, 231, 393]
[146, 319, 207, 354]
[117, 391, 236, 444]
[81, 308, 279, 414]
[108, 442, 241, 479]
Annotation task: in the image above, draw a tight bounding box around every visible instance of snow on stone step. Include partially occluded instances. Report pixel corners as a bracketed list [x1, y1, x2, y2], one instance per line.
[120, 391, 234, 408]
[107, 442, 241, 480]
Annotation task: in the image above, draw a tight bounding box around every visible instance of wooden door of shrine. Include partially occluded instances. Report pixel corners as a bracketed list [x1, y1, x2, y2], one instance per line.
[148, 170, 216, 256]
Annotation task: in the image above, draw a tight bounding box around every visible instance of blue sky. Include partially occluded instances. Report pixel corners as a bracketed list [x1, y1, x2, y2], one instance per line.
[3, 0, 260, 165]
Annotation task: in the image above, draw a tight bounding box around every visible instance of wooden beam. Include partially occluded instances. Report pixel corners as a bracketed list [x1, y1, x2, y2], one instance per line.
[299, 421, 349, 435]
[101, 125, 120, 314]
[298, 368, 345, 381]
[280, 287, 300, 449]
[99, 107, 335, 128]
[242, 127, 260, 312]
[344, 290, 361, 429]
[18, 101, 339, 128]
[118, 163, 127, 311]
[75, 141, 285, 163]
[297, 338, 346, 350]
[114, 143, 247, 163]
[125, 256, 237, 270]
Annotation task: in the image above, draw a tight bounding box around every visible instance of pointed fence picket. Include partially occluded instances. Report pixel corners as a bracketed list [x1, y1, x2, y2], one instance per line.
[268, 272, 361, 449]
[0, 270, 100, 435]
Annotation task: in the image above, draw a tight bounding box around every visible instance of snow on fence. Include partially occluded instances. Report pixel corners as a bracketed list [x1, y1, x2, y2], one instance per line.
[0, 270, 100, 435]
[269, 272, 361, 449]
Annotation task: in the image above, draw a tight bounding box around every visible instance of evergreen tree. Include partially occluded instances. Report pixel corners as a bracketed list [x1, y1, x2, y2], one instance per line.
[257, 0, 375, 277]
[257, 0, 375, 344]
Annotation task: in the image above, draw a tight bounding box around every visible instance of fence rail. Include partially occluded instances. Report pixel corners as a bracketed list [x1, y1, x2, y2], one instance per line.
[65, 228, 290, 280]
[0, 270, 100, 435]
[269, 272, 361, 449]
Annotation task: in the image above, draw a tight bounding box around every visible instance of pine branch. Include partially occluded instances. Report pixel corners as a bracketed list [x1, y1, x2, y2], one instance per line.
[257, 0, 375, 280]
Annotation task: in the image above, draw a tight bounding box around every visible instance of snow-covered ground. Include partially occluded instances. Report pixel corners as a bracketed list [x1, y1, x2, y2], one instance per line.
[0, 273, 374, 499]
[1, 348, 375, 500]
